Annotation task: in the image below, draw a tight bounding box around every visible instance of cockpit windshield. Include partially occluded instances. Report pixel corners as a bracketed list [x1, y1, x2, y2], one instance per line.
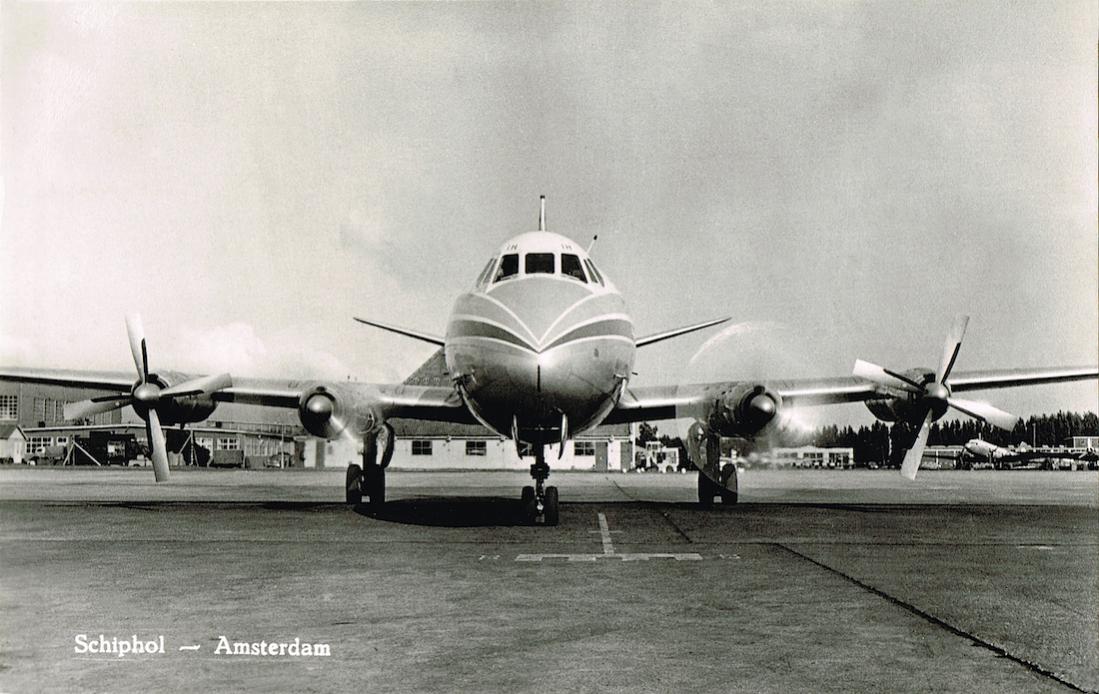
[561, 254, 586, 282]
[495, 254, 520, 282]
[525, 253, 555, 274]
[484, 248, 604, 287]
[475, 258, 496, 286]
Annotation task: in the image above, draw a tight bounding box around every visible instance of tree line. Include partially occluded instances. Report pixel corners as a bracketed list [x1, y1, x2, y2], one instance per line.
[636, 411, 1098, 466]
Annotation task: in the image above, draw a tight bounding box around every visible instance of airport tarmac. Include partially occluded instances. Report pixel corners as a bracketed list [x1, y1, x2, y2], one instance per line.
[0, 468, 1096, 693]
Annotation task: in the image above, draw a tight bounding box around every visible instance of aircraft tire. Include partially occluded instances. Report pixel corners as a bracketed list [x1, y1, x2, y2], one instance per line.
[697, 472, 715, 507]
[520, 486, 535, 504]
[719, 464, 739, 505]
[346, 464, 362, 506]
[543, 486, 559, 526]
[363, 465, 385, 508]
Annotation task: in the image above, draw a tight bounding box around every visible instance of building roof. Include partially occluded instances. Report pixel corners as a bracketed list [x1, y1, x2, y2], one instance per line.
[0, 424, 26, 440]
[402, 349, 450, 387]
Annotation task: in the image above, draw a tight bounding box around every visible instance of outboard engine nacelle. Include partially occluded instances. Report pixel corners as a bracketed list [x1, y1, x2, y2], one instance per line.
[297, 383, 383, 440]
[711, 384, 782, 438]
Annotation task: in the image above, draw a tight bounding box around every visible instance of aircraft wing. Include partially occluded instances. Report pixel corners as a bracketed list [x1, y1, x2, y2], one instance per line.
[0, 369, 477, 425]
[605, 378, 877, 424]
[607, 366, 1098, 425]
[0, 367, 134, 392]
[212, 378, 478, 424]
[945, 367, 1099, 392]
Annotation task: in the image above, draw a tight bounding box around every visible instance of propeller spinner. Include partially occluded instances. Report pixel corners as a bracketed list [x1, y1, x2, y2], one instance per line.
[63, 315, 232, 482]
[853, 315, 1019, 480]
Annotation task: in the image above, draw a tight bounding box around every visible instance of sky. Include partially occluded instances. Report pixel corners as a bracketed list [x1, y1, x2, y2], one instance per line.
[1, 1, 1096, 424]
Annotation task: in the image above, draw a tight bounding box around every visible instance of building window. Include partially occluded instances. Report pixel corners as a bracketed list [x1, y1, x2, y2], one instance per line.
[216, 437, 240, 451]
[411, 440, 433, 456]
[26, 436, 53, 455]
[0, 395, 17, 420]
[465, 440, 486, 457]
[574, 441, 596, 456]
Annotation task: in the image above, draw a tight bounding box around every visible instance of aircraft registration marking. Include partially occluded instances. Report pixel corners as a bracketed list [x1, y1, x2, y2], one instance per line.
[515, 513, 703, 562]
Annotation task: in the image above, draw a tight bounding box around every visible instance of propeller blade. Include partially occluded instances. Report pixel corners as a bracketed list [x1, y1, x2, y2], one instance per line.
[125, 314, 147, 380]
[853, 359, 922, 392]
[947, 397, 1020, 431]
[146, 408, 170, 483]
[160, 373, 233, 399]
[936, 314, 969, 383]
[900, 410, 933, 481]
[64, 396, 133, 421]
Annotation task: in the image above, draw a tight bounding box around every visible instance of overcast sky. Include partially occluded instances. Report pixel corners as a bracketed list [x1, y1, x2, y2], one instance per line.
[1, 1, 1095, 422]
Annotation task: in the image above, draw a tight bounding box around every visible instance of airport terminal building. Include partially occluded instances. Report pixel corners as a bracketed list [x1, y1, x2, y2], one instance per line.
[0, 381, 633, 471]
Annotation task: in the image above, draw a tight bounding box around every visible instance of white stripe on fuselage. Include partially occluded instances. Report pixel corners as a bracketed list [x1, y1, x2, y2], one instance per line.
[467, 292, 540, 344]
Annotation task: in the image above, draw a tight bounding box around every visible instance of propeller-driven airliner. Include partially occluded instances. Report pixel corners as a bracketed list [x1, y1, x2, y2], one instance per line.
[2, 198, 1096, 524]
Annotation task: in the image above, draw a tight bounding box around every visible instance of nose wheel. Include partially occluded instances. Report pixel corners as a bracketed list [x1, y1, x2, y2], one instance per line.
[520, 447, 559, 526]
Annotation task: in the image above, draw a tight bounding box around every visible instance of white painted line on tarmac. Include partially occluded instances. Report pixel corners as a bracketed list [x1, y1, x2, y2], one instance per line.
[597, 512, 615, 555]
[515, 512, 703, 562]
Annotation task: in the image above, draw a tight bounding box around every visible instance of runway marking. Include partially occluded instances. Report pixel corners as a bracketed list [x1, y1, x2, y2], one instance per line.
[774, 543, 1091, 693]
[515, 512, 703, 562]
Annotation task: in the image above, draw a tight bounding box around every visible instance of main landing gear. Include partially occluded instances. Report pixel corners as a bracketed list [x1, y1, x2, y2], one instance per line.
[698, 463, 738, 506]
[346, 428, 392, 510]
[521, 446, 559, 526]
[346, 463, 385, 508]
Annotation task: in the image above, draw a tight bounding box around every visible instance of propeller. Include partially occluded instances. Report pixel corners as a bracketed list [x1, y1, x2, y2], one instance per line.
[63, 314, 233, 482]
[675, 322, 829, 486]
[853, 315, 1020, 480]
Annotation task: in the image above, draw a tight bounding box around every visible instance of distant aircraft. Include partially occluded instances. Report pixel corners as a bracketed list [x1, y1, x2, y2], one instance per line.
[2, 198, 1096, 524]
[961, 438, 1095, 468]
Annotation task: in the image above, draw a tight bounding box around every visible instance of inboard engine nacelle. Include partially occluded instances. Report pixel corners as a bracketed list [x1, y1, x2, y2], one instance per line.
[297, 383, 384, 440]
[708, 384, 782, 438]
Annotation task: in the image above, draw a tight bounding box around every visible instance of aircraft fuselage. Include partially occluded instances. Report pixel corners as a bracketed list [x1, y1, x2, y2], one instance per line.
[443, 232, 635, 446]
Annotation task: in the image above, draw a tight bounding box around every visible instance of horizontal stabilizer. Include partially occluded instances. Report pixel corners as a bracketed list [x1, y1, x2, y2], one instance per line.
[353, 317, 445, 346]
[635, 317, 730, 348]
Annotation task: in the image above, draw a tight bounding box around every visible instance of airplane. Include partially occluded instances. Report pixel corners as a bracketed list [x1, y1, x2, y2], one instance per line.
[1, 197, 1096, 524]
[960, 438, 1096, 468]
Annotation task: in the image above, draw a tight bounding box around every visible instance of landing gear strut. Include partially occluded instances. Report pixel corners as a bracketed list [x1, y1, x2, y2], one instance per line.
[691, 425, 738, 506]
[521, 445, 559, 526]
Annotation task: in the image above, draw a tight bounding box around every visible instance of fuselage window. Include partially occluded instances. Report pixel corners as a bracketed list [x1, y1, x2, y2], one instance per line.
[495, 254, 519, 282]
[525, 253, 555, 274]
[583, 258, 604, 285]
[561, 254, 587, 283]
[476, 258, 497, 287]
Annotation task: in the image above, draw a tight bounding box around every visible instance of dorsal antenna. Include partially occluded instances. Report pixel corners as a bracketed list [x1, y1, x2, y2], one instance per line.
[586, 234, 598, 254]
[538, 195, 546, 231]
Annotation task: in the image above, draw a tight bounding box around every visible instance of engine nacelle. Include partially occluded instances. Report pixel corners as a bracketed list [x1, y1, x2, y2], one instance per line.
[298, 383, 384, 440]
[710, 384, 782, 438]
[863, 366, 939, 424]
[134, 372, 218, 426]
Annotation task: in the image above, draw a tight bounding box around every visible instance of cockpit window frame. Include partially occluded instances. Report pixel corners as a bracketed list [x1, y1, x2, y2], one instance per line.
[475, 258, 498, 287]
[561, 253, 587, 283]
[583, 258, 605, 286]
[495, 253, 520, 282]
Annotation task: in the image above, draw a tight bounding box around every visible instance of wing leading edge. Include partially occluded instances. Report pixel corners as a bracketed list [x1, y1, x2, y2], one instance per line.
[607, 366, 1098, 425]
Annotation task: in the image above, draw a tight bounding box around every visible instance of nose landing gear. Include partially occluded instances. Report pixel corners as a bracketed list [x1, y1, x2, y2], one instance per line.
[521, 445, 559, 526]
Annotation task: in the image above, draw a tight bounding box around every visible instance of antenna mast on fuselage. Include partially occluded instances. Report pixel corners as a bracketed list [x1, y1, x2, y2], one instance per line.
[538, 195, 546, 232]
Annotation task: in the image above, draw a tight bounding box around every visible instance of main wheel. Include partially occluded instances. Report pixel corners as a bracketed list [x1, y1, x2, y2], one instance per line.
[363, 465, 385, 508]
[346, 464, 363, 506]
[521, 486, 535, 504]
[697, 471, 715, 507]
[719, 463, 739, 505]
[543, 486, 559, 526]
